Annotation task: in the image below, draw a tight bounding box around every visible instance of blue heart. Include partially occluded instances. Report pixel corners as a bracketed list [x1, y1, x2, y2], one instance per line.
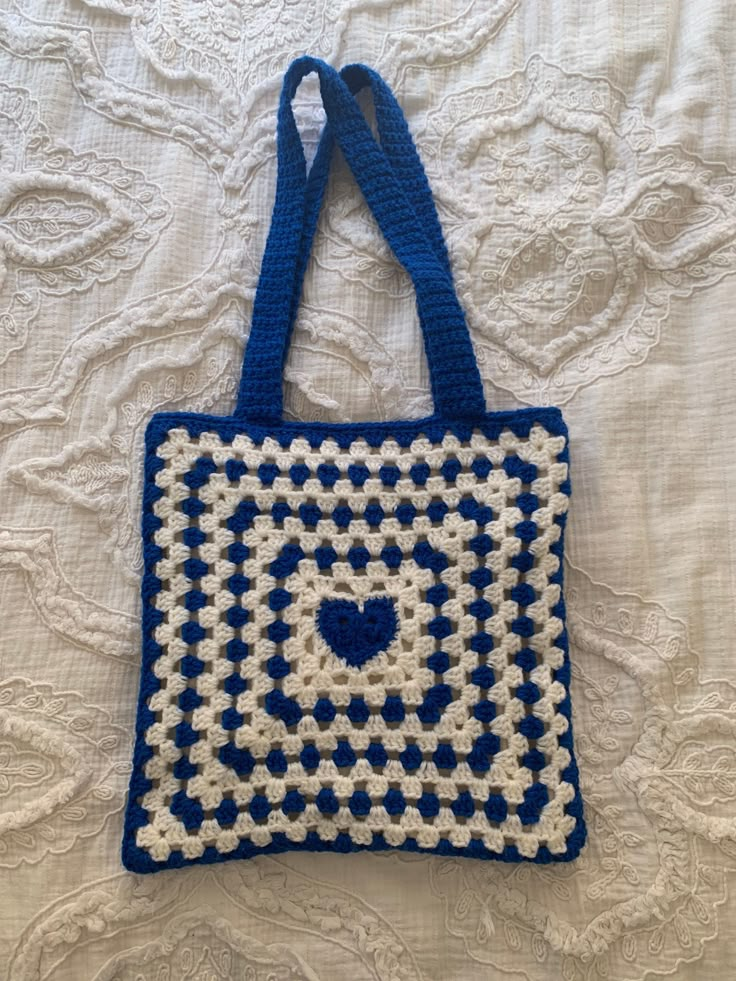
[316, 597, 398, 668]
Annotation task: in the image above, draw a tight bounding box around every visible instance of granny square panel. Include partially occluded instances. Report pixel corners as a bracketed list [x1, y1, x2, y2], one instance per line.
[122, 58, 585, 873]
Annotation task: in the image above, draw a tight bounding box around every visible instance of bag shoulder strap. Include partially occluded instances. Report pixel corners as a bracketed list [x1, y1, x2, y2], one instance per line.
[284, 63, 456, 374]
[236, 57, 485, 423]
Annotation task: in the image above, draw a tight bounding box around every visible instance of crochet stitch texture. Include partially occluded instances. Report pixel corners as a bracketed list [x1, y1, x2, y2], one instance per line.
[122, 57, 585, 872]
[123, 409, 584, 871]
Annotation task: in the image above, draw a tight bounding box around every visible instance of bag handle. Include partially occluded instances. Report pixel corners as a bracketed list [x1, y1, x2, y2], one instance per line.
[236, 57, 486, 423]
[340, 64, 453, 277]
[283, 63, 454, 339]
[278, 62, 456, 386]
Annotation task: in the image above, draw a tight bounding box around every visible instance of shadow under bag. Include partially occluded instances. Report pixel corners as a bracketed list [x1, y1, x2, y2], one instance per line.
[122, 56, 586, 873]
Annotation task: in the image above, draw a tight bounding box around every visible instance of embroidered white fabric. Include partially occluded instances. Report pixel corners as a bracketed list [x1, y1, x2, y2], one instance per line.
[1, 1, 735, 978]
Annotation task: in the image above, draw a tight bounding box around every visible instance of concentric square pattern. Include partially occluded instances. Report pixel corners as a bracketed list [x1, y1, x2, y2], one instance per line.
[123, 411, 585, 871]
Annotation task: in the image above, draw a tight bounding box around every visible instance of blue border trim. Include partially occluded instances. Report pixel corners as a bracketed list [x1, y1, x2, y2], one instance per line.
[142, 405, 569, 449]
[122, 406, 586, 873]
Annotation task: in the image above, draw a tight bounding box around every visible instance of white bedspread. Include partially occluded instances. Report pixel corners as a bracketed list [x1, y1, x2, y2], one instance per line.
[1, 1, 735, 978]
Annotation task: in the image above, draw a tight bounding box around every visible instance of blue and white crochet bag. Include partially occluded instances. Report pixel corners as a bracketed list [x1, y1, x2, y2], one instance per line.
[122, 57, 586, 873]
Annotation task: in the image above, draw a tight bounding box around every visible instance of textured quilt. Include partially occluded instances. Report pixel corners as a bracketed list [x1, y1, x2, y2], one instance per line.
[1, 1, 735, 978]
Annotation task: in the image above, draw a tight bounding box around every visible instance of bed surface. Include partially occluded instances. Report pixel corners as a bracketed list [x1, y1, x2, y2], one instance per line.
[1, 2, 735, 978]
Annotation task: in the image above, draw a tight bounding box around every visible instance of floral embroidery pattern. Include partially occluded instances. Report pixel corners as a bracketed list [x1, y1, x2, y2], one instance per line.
[413, 57, 736, 403]
[0, 679, 129, 867]
[0, 0, 735, 978]
[0, 81, 170, 369]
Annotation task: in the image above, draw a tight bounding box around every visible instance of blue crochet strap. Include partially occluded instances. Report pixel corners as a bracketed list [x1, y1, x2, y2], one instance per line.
[237, 57, 485, 423]
[282, 64, 455, 363]
[340, 63, 452, 278]
[282, 63, 454, 348]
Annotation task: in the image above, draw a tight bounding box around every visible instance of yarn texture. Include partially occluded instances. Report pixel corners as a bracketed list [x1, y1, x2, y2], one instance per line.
[122, 57, 585, 874]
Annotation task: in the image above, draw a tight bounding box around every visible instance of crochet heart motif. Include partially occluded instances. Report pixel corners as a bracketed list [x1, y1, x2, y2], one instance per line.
[316, 596, 398, 667]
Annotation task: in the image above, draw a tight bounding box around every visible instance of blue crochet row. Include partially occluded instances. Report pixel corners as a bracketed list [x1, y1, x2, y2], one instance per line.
[143, 404, 568, 454]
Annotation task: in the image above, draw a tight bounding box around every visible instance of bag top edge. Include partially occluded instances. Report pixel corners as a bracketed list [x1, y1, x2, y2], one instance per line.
[145, 406, 567, 440]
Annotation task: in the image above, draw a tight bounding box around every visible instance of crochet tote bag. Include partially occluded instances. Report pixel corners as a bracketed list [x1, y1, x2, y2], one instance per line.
[122, 57, 586, 873]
